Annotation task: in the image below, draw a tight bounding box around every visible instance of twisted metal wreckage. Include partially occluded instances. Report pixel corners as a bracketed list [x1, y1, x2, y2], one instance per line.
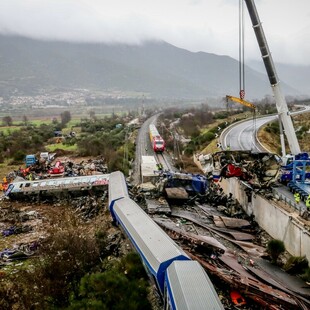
[197, 150, 281, 188]
[153, 207, 310, 310]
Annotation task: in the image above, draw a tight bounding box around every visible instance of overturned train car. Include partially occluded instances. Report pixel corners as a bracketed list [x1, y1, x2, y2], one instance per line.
[5, 174, 109, 200]
[108, 171, 224, 310]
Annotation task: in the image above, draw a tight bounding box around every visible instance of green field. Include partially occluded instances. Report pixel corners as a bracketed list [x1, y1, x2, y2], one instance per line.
[45, 143, 77, 152]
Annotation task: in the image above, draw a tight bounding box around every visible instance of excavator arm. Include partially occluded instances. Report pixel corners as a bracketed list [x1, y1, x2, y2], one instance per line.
[226, 95, 256, 110]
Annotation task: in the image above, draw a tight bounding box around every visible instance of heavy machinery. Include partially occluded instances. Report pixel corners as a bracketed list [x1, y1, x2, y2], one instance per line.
[25, 154, 38, 167]
[245, 0, 301, 158]
[244, 0, 310, 198]
[278, 152, 310, 201]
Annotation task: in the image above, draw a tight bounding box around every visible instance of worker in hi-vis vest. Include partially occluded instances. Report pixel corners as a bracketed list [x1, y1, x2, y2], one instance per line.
[306, 194, 310, 210]
[294, 192, 301, 205]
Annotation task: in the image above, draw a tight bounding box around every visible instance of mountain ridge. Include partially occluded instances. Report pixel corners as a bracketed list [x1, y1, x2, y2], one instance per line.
[0, 34, 308, 100]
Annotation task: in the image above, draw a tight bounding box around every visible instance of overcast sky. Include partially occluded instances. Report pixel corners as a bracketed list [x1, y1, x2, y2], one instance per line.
[1, 0, 309, 65]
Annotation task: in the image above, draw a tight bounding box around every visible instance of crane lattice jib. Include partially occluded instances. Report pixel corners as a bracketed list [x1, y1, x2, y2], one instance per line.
[226, 95, 256, 110]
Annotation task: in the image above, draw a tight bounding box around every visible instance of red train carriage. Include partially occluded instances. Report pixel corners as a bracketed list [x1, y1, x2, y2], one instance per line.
[149, 124, 165, 152]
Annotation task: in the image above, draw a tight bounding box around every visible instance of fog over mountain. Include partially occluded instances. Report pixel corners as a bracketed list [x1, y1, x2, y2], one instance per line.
[0, 35, 309, 100]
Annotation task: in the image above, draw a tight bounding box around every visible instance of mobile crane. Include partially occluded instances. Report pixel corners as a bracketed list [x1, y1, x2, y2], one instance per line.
[244, 0, 300, 157]
[244, 0, 310, 200]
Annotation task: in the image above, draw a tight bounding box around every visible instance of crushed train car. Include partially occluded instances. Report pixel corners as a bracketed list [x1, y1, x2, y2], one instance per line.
[5, 174, 109, 200]
[198, 151, 280, 188]
[156, 171, 208, 200]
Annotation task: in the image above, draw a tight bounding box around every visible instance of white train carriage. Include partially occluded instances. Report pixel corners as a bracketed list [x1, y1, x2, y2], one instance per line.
[165, 260, 224, 310]
[108, 171, 129, 217]
[111, 196, 190, 293]
[5, 174, 109, 199]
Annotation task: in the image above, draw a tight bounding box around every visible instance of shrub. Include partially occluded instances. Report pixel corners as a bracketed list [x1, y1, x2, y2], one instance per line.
[267, 239, 285, 264]
[68, 253, 151, 310]
[283, 256, 309, 274]
[13, 150, 26, 162]
[301, 267, 310, 282]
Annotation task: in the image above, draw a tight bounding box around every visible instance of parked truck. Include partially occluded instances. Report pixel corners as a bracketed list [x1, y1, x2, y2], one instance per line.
[25, 154, 38, 167]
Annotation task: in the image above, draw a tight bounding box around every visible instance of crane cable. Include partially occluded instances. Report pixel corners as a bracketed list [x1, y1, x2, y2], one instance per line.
[239, 0, 245, 100]
[239, 0, 256, 150]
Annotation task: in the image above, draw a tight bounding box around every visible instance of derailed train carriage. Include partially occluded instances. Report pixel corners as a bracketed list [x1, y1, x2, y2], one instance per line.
[5, 174, 109, 200]
[165, 260, 224, 310]
[108, 171, 224, 310]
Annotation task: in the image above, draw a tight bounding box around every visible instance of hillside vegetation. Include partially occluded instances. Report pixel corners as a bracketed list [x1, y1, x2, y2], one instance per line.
[0, 34, 303, 99]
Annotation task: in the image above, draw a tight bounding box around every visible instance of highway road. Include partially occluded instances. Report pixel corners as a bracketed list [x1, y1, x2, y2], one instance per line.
[221, 106, 310, 152]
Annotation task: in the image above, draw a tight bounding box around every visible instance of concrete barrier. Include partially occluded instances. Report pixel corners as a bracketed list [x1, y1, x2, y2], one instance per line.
[220, 178, 310, 261]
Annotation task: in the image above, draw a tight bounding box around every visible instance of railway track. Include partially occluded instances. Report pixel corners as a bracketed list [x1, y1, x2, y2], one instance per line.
[155, 152, 171, 171]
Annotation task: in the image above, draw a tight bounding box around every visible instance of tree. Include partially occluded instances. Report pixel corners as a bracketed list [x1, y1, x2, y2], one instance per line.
[2, 116, 13, 126]
[89, 110, 97, 121]
[60, 111, 71, 127]
[22, 115, 28, 126]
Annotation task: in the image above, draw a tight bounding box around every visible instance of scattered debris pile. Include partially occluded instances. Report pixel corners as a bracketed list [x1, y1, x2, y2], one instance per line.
[70, 194, 107, 220]
[153, 205, 310, 310]
[127, 178, 310, 309]
[2, 157, 109, 201]
[196, 150, 280, 188]
[4, 157, 108, 183]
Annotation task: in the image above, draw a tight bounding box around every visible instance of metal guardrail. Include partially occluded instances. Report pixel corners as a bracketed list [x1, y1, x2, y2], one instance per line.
[272, 187, 306, 214]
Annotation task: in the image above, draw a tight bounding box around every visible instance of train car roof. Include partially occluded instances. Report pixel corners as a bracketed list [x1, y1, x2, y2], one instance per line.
[108, 171, 129, 207]
[149, 124, 160, 135]
[6, 174, 109, 195]
[113, 197, 189, 290]
[165, 260, 224, 310]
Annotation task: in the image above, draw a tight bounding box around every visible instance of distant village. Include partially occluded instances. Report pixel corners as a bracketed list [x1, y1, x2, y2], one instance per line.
[0, 89, 148, 111]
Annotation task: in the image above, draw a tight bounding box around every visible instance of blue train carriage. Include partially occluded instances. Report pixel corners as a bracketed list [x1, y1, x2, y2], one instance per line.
[110, 196, 190, 294]
[165, 260, 224, 310]
[108, 171, 129, 217]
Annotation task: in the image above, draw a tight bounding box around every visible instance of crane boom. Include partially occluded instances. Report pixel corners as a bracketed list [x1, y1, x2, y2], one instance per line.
[226, 95, 256, 110]
[244, 0, 301, 155]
